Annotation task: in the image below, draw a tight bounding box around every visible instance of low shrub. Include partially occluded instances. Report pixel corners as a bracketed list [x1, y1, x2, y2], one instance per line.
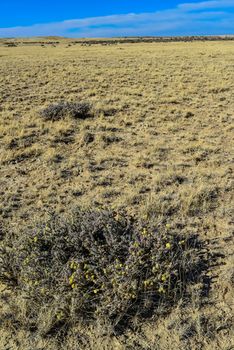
[0, 208, 207, 336]
[39, 101, 92, 121]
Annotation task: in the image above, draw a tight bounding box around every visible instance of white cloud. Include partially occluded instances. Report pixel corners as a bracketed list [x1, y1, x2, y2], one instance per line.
[178, 0, 234, 11]
[0, 0, 233, 37]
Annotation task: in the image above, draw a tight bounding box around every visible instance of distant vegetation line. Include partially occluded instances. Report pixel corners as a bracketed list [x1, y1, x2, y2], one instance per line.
[1, 35, 234, 47]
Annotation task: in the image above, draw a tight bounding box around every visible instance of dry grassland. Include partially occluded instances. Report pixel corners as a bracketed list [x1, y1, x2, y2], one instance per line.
[0, 40, 233, 349]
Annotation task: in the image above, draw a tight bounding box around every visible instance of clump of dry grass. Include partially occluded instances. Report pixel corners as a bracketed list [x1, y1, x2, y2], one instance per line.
[0, 208, 207, 337]
[39, 101, 92, 121]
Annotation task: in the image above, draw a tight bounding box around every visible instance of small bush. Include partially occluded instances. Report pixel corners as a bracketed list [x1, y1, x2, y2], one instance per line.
[39, 101, 92, 121]
[0, 208, 207, 336]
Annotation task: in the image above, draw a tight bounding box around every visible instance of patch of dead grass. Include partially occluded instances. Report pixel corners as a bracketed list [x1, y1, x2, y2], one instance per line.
[0, 40, 233, 349]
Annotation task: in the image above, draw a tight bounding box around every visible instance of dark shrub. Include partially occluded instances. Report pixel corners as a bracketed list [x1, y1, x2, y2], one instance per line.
[39, 101, 92, 121]
[0, 208, 207, 335]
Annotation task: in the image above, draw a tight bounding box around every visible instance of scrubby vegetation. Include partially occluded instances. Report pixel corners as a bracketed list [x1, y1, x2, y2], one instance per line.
[0, 208, 207, 337]
[39, 101, 92, 121]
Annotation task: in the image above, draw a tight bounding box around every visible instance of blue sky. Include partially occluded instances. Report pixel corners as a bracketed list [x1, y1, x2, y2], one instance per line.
[0, 0, 233, 37]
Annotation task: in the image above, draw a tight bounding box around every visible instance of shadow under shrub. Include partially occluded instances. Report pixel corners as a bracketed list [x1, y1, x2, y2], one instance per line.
[0, 208, 207, 336]
[39, 101, 92, 121]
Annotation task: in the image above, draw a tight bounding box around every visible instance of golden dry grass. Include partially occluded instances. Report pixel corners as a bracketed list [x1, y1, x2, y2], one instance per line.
[0, 40, 233, 349]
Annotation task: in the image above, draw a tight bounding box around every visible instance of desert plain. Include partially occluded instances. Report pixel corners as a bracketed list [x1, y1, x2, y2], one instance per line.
[0, 38, 233, 349]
